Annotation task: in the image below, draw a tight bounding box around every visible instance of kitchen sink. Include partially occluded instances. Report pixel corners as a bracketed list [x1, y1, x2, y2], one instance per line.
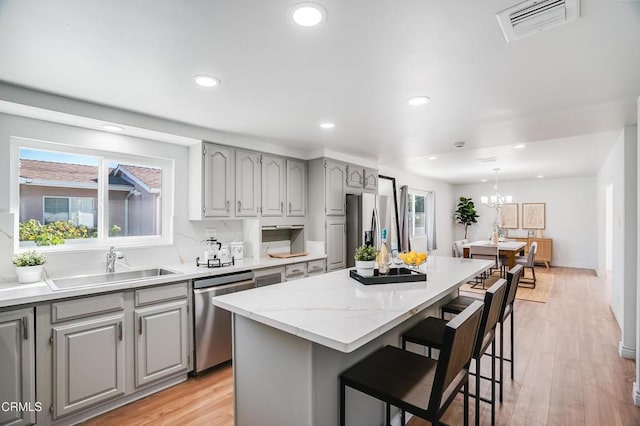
[46, 268, 179, 291]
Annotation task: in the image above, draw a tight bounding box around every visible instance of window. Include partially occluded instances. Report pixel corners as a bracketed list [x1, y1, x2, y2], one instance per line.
[44, 197, 95, 226]
[15, 142, 172, 249]
[408, 193, 426, 238]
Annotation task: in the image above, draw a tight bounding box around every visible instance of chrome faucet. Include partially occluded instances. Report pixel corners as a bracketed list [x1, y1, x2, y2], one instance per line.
[106, 246, 123, 273]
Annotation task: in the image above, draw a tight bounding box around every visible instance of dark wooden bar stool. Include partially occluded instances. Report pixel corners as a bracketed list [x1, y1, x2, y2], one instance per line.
[339, 301, 484, 426]
[402, 279, 507, 426]
[440, 265, 523, 402]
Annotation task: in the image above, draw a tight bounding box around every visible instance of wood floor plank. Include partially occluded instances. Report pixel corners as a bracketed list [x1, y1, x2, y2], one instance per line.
[82, 267, 640, 426]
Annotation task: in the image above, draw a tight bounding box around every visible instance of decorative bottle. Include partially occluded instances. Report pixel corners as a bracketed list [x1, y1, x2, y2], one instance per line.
[377, 229, 390, 275]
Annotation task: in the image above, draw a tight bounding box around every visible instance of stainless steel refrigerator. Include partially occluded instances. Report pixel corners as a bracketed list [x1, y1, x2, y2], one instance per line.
[346, 193, 379, 268]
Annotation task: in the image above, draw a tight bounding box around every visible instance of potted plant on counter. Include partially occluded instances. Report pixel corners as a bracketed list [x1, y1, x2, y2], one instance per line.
[354, 245, 377, 277]
[13, 250, 46, 284]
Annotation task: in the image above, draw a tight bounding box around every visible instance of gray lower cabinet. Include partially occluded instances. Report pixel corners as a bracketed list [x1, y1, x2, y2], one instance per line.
[52, 314, 126, 418]
[326, 217, 346, 271]
[134, 299, 189, 388]
[0, 308, 35, 426]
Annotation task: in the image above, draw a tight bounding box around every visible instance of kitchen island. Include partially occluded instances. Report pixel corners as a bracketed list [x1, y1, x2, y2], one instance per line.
[212, 256, 493, 426]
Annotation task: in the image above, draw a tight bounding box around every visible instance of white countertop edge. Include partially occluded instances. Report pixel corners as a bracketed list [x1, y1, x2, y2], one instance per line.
[216, 260, 492, 353]
[0, 253, 327, 309]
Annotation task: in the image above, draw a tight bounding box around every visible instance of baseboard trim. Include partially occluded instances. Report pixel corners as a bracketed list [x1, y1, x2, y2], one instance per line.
[618, 341, 636, 359]
[633, 382, 640, 406]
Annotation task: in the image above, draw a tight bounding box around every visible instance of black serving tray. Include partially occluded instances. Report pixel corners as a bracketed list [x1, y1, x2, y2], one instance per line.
[350, 267, 426, 285]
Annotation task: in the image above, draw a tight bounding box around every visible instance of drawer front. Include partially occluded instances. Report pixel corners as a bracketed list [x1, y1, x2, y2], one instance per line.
[135, 281, 189, 307]
[285, 263, 307, 281]
[306, 259, 326, 276]
[51, 293, 124, 323]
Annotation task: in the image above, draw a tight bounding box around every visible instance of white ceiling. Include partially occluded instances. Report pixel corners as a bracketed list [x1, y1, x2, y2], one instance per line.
[0, 0, 638, 184]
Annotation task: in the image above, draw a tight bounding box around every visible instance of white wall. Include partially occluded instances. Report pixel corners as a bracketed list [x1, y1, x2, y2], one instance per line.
[454, 176, 598, 269]
[597, 125, 637, 359]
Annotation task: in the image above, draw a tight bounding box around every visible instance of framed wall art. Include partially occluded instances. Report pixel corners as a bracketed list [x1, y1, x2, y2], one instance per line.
[497, 203, 518, 229]
[522, 202, 545, 229]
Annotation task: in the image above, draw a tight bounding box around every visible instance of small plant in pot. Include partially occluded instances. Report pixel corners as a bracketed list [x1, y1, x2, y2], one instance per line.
[354, 245, 377, 277]
[13, 250, 46, 284]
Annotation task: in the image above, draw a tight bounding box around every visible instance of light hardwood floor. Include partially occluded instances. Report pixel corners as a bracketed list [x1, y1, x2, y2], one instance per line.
[84, 267, 640, 426]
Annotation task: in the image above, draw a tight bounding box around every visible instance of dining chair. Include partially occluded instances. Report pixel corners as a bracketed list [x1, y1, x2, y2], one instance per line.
[340, 301, 484, 426]
[515, 241, 537, 288]
[470, 245, 502, 286]
[402, 279, 508, 426]
[453, 239, 468, 258]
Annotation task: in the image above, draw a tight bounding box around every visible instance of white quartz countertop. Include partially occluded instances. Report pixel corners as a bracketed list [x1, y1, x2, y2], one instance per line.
[212, 257, 493, 353]
[0, 253, 326, 309]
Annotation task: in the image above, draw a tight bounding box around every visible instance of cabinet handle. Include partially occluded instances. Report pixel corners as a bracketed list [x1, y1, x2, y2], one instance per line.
[226, 200, 230, 213]
[118, 322, 123, 341]
[22, 317, 28, 340]
[238, 200, 241, 213]
[280, 201, 283, 213]
[289, 202, 292, 214]
[138, 317, 143, 335]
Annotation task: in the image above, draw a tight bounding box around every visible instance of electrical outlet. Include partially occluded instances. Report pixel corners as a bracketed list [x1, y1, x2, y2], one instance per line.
[205, 228, 217, 239]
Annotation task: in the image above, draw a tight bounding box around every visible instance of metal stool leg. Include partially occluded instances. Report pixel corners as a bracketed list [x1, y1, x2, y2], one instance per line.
[464, 381, 469, 426]
[499, 321, 504, 403]
[510, 312, 515, 380]
[386, 403, 391, 426]
[475, 357, 481, 426]
[491, 341, 496, 426]
[340, 380, 345, 426]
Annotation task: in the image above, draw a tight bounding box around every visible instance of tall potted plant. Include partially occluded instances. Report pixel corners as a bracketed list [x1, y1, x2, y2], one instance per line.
[454, 197, 479, 240]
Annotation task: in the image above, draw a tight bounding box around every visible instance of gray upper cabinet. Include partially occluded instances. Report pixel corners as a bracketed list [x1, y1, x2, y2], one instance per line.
[203, 143, 234, 217]
[235, 150, 261, 217]
[286, 159, 306, 217]
[325, 160, 346, 216]
[53, 314, 126, 418]
[134, 300, 189, 388]
[346, 164, 364, 189]
[0, 308, 35, 426]
[261, 155, 286, 217]
[363, 168, 378, 192]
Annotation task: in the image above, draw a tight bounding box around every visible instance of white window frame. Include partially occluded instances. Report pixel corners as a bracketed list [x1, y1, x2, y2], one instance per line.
[10, 137, 174, 252]
[407, 189, 428, 239]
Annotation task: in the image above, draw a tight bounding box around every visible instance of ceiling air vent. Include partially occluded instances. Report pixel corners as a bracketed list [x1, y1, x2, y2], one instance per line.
[496, 0, 580, 42]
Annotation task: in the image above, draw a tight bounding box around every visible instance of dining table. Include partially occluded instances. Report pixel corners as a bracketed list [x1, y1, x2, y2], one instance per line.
[463, 240, 526, 269]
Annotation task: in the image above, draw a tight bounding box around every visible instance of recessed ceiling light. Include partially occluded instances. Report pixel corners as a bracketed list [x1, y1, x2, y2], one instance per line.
[291, 2, 327, 27]
[319, 122, 335, 129]
[481, 179, 487, 182]
[103, 125, 123, 132]
[514, 144, 525, 149]
[194, 75, 221, 87]
[428, 156, 437, 160]
[537, 175, 545, 178]
[407, 96, 431, 106]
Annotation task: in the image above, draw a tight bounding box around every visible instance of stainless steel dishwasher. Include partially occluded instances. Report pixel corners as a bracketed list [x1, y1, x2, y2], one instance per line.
[193, 270, 255, 373]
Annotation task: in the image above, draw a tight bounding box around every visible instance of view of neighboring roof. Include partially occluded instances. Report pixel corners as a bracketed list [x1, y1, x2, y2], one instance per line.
[112, 164, 162, 190]
[19, 159, 161, 190]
